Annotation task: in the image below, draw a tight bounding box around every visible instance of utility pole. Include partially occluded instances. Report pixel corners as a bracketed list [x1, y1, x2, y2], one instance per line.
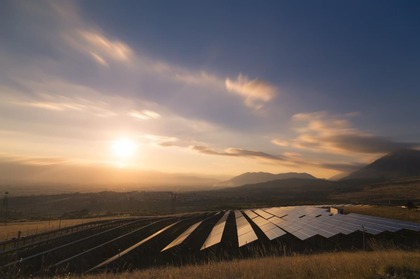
[2, 192, 9, 226]
[170, 192, 177, 214]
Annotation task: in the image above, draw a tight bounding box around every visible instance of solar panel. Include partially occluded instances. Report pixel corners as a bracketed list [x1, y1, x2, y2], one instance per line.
[335, 215, 396, 235]
[313, 227, 337, 238]
[234, 210, 243, 219]
[161, 221, 203, 251]
[269, 216, 287, 227]
[244, 210, 258, 219]
[291, 229, 314, 240]
[264, 207, 288, 218]
[247, 215, 286, 240]
[254, 209, 274, 219]
[200, 211, 230, 250]
[235, 210, 258, 247]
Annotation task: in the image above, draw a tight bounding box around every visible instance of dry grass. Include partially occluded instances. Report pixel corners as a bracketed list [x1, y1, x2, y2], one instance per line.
[0, 217, 127, 241]
[56, 250, 420, 279]
[333, 179, 420, 204]
[343, 205, 420, 223]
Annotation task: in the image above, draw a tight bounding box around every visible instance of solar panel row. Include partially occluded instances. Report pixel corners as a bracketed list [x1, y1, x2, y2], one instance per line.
[248, 206, 420, 241]
[88, 222, 178, 272]
[200, 211, 230, 250]
[161, 221, 203, 251]
[235, 210, 258, 247]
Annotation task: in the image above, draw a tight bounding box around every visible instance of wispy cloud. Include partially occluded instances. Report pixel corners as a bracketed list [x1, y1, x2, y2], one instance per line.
[89, 51, 109, 67]
[1, 1, 272, 139]
[190, 144, 360, 174]
[291, 111, 419, 154]
[192, 145, 285, 162]
[1, 0, 319, 178]
[129, 110, 161, 120]
[142, 135, 179, 147]
[6, 85, 118, 117]
[225, 74, 276, 110]
[0, 153, 79, 166]
[271, 138, 289, 147]
[80, 31, 133, 63]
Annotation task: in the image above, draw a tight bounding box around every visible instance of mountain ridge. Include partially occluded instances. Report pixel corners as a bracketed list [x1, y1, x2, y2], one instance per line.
[342, 149, 420, 181]
[215, 172, 316, 187]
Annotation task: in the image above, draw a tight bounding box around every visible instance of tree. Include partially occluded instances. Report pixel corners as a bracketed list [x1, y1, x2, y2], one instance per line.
[406, 200, 415, 210]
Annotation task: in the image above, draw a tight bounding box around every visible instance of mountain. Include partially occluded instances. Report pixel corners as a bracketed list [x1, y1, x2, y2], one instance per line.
[342, 149, 420, 181]
[216, 172, 316, 187]
[222, 178, 336, 203]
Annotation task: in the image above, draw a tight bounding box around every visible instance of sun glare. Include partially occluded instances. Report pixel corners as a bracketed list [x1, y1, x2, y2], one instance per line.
[112, 138, 137, 159]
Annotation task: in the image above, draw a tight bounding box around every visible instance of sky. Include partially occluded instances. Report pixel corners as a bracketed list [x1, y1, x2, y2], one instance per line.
[0, 0, 419, 186]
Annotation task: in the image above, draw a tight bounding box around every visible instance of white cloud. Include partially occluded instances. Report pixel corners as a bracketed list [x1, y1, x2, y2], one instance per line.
[225, 74, 276, 110]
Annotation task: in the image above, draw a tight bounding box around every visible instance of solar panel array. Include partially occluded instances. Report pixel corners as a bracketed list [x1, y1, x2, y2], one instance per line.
[126, 206, 420, 253]
[3, 206, 419, 276]
[116, 206, 420, 253]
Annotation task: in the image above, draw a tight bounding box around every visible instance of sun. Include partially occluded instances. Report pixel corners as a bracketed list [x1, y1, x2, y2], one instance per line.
[112, 138, 137, 159]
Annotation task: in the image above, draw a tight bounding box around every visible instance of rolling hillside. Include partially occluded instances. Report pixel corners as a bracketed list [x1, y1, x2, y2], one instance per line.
[342, 149, 420, 181]
[216, 172, 316, 187]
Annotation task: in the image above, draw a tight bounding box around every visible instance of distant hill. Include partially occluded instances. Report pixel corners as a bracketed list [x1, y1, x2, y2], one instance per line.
[223, 178, 336, 203]
[342, 149, 420, 181]
[215, 172, 316, 187]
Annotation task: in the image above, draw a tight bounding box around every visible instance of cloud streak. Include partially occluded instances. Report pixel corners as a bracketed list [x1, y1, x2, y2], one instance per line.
[225, 74, 276, 110]
[80, 31, 133, 63]
[291, 111, 419, 154]
[5, 84, 119, 117]
[190, 144, 361, 173]
[271, 138, 289, 147]
[192, 145, 285, 162]
[129, 110, 161, 120]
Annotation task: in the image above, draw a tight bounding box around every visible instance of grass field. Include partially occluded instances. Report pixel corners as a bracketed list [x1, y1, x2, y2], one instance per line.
[332, 178, 420, 204]
[57, 250, 420, 279]
[343, 205, 420, 223]
[0, 216, 128, 241]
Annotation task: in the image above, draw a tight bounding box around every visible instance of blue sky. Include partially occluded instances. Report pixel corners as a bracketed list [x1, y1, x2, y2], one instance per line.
[0, 0, 419, 184]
